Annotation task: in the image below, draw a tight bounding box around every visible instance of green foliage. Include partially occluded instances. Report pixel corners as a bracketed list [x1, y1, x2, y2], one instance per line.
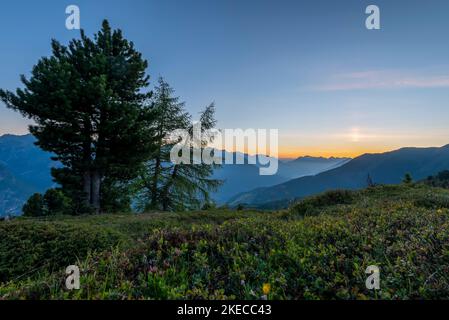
[0, 20, 156, 214]
[423, 170, 449, 188]
[43, 189, 72, 215]
[3, 184, 449, 300]
[22, 189, 72, 217]
[22, 193, 45, 217]
[0, 220, 124, 283]
[236, 203, 245, 211]
[201, 202, 217, 210]
[136, 78, 222, 212]
[366, 173, 375, 187]
[1, 21, 222, 215]
[0, 210, 263, 285]
[414, 193, 449, 209]
[403, 172, 413, 184]
[290, 189, 356, 217]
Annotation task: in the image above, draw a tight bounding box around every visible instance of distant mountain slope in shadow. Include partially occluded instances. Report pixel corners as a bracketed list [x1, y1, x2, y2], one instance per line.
[0, 134, 55, 191]
[0, 134, 57, 216]
[0, 163, 35, 216]
[0, 134, 350, 214]
[211, 153, 350, 204]
[228, 145, 449, 208]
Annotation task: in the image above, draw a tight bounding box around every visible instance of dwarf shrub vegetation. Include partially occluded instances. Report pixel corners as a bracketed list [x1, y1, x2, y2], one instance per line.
[1, 184, 449, 300]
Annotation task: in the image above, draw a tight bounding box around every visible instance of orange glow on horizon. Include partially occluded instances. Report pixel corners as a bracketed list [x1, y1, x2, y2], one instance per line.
[214, 137, 449, 160]
[277, 145, 393, 159]
[221, 145, 396, 159]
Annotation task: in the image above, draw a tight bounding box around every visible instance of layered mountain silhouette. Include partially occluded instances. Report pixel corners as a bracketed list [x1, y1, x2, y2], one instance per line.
[0, 134, 56, 216]
[277, 156, 350, 179]
[0, 163, 35, 215]
[8, 134, 448, 214]
[0, 134, 55, 190]
[0, 134, 349, 215]
[211, 153, 350, 203]
[228, 144, 449, 208]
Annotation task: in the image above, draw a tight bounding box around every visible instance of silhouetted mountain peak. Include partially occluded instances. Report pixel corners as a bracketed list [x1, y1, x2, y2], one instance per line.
[229, 144, 449, 208]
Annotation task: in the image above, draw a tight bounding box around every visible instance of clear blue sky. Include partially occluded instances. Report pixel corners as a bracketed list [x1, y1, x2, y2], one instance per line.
[1, 0, 449, 157]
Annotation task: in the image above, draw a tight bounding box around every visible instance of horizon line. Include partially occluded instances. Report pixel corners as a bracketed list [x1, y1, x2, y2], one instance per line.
[1, 132, 448, 160]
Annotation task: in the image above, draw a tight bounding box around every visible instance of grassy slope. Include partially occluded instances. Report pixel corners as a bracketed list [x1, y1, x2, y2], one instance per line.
[1, 184, 449, 299]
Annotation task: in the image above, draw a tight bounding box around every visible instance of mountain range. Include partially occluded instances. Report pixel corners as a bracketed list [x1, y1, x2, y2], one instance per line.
[211, 153, 349, 203]
[0, 134, 56, 216]
[0, 134, 349, 216]
[228, 144, 449, 208]
[4, 134, 448, 215]
[0, 163, 34, 216]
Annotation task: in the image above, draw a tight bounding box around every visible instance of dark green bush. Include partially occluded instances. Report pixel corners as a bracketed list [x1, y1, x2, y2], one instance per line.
[44, 189, 72, 215]
[290, 189, 356, 217]
[3, 185, 449, 300]
[236, 203, 245, 211]
[22, 189, 73, 217]
[414, 194, 449, 209]
[0, 221, 124, 282]
[423, 170, 449, 189]
[201, 202, 217, 210]
[22, 193, 45, 217]
[403, 172, 413, 184]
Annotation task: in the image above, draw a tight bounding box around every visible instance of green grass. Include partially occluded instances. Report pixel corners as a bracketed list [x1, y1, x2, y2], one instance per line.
[1, 184, 449, 299]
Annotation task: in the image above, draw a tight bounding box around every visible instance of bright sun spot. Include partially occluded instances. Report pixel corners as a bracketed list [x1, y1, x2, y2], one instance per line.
[351, 128, 360, 142]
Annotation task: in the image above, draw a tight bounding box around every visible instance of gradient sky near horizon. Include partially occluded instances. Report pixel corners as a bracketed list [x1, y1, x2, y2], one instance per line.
[1, 0, 449, 158]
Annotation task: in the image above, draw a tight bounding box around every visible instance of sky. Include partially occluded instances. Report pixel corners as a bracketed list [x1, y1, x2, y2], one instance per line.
[1, 0, 449, 158]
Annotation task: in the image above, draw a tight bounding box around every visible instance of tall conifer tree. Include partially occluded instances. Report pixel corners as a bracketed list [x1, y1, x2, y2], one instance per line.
[137, 78, 222, 211]
[0, 20, 155, 213]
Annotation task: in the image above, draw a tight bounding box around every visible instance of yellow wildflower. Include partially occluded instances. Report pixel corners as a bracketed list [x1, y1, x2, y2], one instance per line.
[262, 283, 271, 295]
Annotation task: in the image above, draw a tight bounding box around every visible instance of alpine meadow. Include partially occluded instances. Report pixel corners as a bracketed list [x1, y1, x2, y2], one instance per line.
[1, 1, 449, 308]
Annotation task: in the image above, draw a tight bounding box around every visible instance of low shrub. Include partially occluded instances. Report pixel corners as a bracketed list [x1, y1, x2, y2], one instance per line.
[0, 221, 124, 282]
[414, 193, 449, 209]
[22, 189, 72, 217]
[2, 185, 449, 300]
[290, 189, 356, 217]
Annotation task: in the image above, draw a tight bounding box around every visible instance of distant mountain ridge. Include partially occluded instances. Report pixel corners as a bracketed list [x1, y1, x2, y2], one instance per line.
[0, 162, 36, 215]
[276, 156, 350, 180]
[8, 134, 448, 214]
[0, 134, 350, 215]
[228, 144, 449, 208]
[211, 152, 350, 203]
[0, 134, 56, 190]
[0, 134, 56, 216]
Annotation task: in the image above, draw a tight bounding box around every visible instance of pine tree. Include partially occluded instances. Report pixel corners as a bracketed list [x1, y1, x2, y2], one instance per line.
[366, 173, 375, 187]
[403, 172, 413, 184]
[22, 193, 45, 217]
[0, 20, 156, 213]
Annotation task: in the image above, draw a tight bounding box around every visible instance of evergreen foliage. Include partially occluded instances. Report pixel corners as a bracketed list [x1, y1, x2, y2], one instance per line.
[0, 20, 156, 213]
[137, 78, 222, 211]
[22, 189, 71, 216]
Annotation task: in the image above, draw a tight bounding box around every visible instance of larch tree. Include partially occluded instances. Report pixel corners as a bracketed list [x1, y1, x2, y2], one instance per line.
[137, 78, 222, 211]
[159, 103, 222, 211]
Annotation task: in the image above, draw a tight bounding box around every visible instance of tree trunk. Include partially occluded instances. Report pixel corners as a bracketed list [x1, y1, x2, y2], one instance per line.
[151, 155, 161, 206]
[83, 171, 92, 206]
[82, 117, 93, 208]
[162, 165, 178, 211]
[151, 141, 162, 207]
[91, 170, 101, 214]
